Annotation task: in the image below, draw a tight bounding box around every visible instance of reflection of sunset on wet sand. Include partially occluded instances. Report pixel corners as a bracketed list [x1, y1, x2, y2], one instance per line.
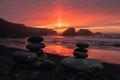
[44, 44, 120, 64]
[43, 44, 74, 56]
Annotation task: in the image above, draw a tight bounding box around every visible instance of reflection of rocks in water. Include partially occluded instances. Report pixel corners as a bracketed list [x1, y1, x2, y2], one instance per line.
[60, 42, 104, 72]
[12, 36, 55, 69]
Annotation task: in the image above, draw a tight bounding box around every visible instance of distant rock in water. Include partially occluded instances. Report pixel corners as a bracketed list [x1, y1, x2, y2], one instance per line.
[0, 18, 57, 38]
[62, 27, 75, 36]
[76, 29, 93, 36]
[93, 32, 103, 35]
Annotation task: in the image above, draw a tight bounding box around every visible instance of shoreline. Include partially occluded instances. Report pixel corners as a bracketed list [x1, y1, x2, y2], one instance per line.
[0, 45, 120, 80]
[44, 44, 120, 64]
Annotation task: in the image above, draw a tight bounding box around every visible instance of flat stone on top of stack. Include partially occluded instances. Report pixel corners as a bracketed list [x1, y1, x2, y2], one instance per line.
[60, 42, 104, 72]
[27, 36, 44, 43]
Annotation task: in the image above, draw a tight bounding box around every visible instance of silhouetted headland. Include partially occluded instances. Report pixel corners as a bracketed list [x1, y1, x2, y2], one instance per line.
[0, 18, 57, 38]
[0, 18, 104, 37]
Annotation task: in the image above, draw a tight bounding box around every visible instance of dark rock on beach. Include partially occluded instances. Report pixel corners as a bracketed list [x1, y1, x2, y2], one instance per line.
[37, 54, 48, 61]
[74, 48, 88, 53]
[73, 51, 88, 58]
[26, 43, 45, 50]
[31, 59, 56, 69]
[60, 57, 103, 72]
[76, 42, 89, 48]
[35, 50, 44, 56]
[12, 51, 37, 63]
[27, 36, 44, 43]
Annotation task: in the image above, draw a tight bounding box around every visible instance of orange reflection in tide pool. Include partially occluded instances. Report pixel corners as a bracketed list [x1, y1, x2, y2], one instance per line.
[44, 44, 120, 64]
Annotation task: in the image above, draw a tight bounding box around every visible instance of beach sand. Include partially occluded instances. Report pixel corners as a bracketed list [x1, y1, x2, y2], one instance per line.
[0, 45, 120, 80]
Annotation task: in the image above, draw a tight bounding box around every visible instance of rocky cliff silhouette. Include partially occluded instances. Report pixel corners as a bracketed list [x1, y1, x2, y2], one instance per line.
[0, 18, 57, 37]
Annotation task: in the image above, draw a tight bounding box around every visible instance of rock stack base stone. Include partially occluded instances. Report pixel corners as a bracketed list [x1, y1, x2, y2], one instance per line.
[60, 57, 103, 72]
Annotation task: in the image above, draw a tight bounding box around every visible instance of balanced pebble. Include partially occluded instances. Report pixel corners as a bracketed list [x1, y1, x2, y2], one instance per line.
[26, 43, 45, 50]
[27, 36, 44, 43]
[76, 42, 89, 48]
[74, 48, 88, 53]
[73, 51, 88, 58]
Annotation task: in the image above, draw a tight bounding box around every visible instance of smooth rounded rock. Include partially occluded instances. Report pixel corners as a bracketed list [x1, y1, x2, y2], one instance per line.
[60, 57, 104, 72]
[32, 59, 56, 69]
[31, 61, 42, 67]
[26, 43, 45, 50]
[12, 51, 37, 63]
[74, 48, 88, 53]
[73, 51, 88, 58]
[36, 50, 44, 56]
[37, 54, 48, 61]
[27, 36, 44, 43]
[76, 42, 89, 48]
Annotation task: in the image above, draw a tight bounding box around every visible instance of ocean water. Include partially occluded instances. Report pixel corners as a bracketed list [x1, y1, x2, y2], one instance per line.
[0, 35, 120, 64]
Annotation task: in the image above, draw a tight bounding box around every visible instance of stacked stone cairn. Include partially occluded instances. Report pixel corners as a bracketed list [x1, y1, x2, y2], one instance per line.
[73, 42, 89, 58]
[60, 42, 104, 72]
[12, 36, 55, 69]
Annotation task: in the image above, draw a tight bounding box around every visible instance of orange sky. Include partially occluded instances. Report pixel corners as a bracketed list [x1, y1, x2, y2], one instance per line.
[0, 0, 120, 34]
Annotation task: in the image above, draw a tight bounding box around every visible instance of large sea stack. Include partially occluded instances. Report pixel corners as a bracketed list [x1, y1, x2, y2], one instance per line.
[62, 27, 75, 36]
[76, 29, 93, 36]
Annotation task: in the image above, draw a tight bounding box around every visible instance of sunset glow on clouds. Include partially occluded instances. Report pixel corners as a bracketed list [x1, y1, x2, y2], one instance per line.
[0, 0, 120, 33]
